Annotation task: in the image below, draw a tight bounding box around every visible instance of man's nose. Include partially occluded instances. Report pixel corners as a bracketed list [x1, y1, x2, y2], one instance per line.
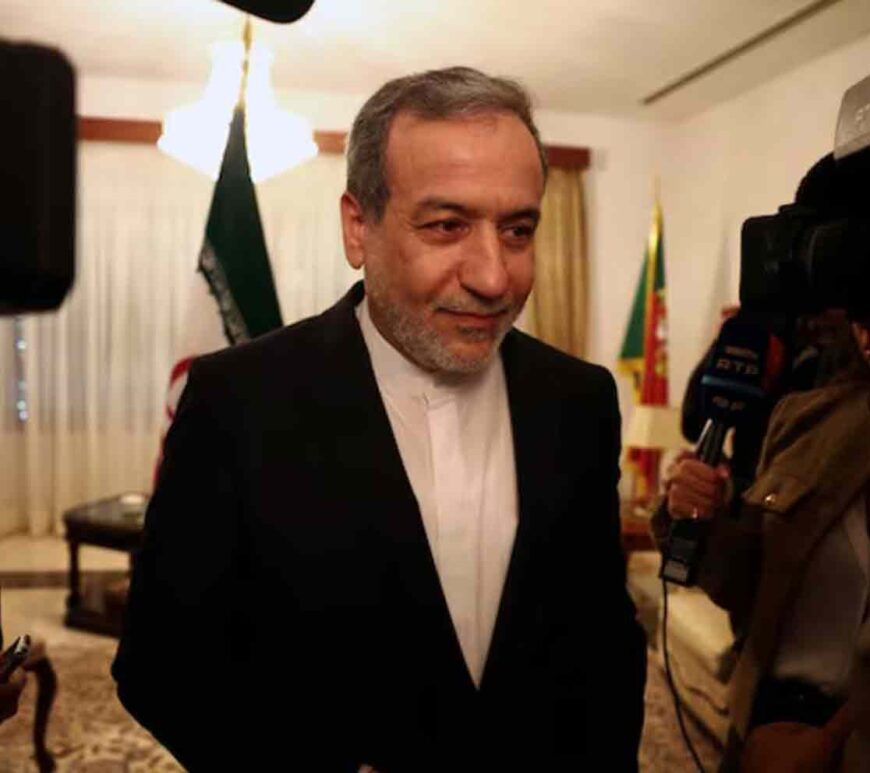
[458, 224, 509, 300]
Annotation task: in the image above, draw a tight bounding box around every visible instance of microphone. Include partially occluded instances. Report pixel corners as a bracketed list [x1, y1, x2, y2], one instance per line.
[216, 0, 316, 23]
[660, 316, 784, 586]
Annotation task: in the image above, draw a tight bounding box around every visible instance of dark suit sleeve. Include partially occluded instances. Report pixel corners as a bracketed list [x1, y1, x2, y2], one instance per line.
[578, 370, 647, 771]
[111, 360, 253, 770]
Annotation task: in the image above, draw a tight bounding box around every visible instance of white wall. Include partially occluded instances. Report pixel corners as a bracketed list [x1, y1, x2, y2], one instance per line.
[660, 31, 870, 401]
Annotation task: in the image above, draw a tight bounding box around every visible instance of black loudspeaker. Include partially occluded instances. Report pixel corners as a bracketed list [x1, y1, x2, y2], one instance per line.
[0, 41, 76, 315]
[217, 0, 316, 23]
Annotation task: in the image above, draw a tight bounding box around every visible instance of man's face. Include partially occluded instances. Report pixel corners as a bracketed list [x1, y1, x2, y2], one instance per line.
[341, 110, 544, 374]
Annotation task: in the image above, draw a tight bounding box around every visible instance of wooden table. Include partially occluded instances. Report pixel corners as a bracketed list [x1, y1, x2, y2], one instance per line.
[63, 493, 147, 636]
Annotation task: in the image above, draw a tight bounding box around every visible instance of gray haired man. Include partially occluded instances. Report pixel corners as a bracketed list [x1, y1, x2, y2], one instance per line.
[113, 67, 646, 772]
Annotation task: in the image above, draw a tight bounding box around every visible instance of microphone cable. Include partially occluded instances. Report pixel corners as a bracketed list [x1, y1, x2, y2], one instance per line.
[661, 575, 707, 773]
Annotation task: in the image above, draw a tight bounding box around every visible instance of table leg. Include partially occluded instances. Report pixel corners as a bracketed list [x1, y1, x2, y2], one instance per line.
[24, 650, 57, 773]
[66, 538, 80, 613]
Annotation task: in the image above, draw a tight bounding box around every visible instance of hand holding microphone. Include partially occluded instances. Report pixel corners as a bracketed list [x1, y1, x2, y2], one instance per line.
[665, 452, 731, 522]
[660, 315, 784, 585]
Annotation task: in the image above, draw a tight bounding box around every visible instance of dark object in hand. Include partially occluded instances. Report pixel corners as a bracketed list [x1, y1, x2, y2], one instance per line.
[0, 634, 31, 682]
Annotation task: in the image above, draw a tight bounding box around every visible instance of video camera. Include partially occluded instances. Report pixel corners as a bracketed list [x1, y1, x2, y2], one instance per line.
[740, 74, 870, 323]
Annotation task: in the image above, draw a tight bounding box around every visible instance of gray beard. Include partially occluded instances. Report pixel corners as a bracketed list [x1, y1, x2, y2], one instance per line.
[364, 266, 519, 375]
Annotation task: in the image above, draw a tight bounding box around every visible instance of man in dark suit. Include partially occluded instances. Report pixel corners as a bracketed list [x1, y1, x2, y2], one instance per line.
[113, 66, 645, 771]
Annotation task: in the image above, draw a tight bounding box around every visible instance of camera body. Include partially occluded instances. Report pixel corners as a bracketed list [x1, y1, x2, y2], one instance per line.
[739, 74, 870, 322]
[741, 207, 870, 317]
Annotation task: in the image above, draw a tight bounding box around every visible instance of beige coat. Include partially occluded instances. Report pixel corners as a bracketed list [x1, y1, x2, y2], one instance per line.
[653, 381, 870, 738]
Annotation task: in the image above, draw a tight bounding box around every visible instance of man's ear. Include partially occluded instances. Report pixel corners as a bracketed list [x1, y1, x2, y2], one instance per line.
[340, 192, 369, 270]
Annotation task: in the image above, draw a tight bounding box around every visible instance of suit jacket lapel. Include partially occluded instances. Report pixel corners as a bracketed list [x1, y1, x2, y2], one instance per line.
[314, 290, 556, 695]
[317, 283, 475, 694]
[481, 330, 560, 691]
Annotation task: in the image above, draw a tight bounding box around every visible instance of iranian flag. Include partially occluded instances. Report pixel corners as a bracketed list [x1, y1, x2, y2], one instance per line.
[618, 198, 668, 499]
[159, 104, 283, 463]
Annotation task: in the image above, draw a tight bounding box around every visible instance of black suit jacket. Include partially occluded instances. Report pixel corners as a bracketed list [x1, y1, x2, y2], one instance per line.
[112, 283, 646, 771]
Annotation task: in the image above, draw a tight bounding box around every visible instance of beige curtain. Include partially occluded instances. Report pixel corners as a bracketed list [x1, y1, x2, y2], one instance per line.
[525, 167, 588, 358]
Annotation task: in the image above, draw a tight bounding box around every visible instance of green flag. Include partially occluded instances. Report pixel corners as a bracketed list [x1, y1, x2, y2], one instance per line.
[618, 199, 667, 405]
[159, 104, 284, 472]
[198, 106, 283, 344]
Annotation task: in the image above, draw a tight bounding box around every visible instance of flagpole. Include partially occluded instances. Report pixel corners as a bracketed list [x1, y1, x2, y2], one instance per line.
[238, 16, 252, 109]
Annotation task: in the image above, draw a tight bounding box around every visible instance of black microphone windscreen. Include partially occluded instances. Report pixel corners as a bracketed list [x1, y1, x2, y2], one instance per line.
[217, 0, 316, 23]
[0, 41, 76, 314]
[700, 317, 782, 425]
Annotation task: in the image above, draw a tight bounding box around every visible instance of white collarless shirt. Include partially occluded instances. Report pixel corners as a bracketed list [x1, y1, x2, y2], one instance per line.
[357, 299, 518, 686]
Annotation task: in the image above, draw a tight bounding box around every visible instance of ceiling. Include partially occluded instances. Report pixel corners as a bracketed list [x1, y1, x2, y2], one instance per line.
[2, 0, 870, 118]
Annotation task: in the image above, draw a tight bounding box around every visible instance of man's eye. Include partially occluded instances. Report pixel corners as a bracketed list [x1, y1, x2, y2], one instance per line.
[502, 224, 536, 242]
[427, 219, 465, 234]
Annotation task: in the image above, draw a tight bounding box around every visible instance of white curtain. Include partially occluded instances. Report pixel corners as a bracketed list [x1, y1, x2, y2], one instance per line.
[0, 143, 353, 537]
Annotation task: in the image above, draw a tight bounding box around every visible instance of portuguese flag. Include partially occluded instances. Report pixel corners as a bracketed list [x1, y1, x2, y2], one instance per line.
[618, 198, 668, 499]
[159, 105, 283, 467]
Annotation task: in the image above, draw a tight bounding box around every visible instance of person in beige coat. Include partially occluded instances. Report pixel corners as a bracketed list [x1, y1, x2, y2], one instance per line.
[655, 315, 870, 772]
